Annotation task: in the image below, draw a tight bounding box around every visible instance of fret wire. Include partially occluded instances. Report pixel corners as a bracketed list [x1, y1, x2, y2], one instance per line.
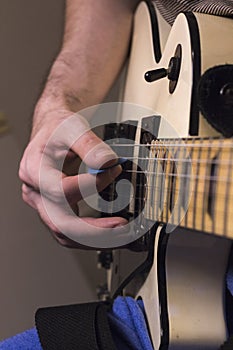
[178, 146, 185, 224]
[202, 141, 212, 231]
[224, 145, 233, 234]
[157, 146, 164, 219]
[151, 148, 158, 220]
[215, 142, 222, 232]
[170, 149, 177, 225]
[184, 145, 192, 228]
[213, 140, 223, 233]
[160, 148, 167, 222]
[147, 147, 153, 220]
[165, 149, 171, 222]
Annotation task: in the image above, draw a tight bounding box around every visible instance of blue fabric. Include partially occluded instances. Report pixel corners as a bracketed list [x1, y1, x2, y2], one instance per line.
[226, 248, 233, 331]
[0, 328, 42, 350]
[227, 249, 233, 294]
[108, 297, 153, 350]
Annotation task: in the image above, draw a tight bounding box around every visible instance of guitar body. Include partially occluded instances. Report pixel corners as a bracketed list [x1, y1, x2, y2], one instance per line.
[137, 227, 231, 349]
[108, 2, 233, 349]
[123, 1, 233, 138]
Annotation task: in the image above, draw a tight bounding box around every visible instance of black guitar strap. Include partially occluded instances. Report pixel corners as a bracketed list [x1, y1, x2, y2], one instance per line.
[35, 301, 117, 350]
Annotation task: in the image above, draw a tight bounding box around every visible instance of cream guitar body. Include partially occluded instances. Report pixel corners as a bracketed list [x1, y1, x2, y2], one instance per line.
[107, 2, 233, 349]
[122, 1, 233, 138]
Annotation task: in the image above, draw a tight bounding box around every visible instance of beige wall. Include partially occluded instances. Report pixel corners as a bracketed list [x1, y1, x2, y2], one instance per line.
[0, 1, 104, 339]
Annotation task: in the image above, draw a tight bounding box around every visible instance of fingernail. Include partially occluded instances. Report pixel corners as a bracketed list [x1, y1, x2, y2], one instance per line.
[94, 146, 117, 164]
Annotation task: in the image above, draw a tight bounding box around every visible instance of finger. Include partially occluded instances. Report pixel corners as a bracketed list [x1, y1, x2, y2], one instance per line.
[42, 194, 130, 248]
[22, 185, 61, 233]
[22, 186, 130, 248]
[19, 144, 43, 190]
[22, 184, 38, 210]
[50, 232, 93, 249]
[62, 164, 122, 204]
[57, 214, 130, 249]
[49, 114, 118, 169]
[22, 185, 82, 248]
[39, 150, 122, 204]
[71, 129, 118, 169]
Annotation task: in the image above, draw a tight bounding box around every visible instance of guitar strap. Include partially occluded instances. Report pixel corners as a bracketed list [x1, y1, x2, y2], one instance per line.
[154, 0, 233, 25]
[35, 301, 117, 350]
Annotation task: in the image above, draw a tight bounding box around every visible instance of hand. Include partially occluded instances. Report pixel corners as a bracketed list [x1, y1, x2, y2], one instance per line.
[19, 108, 128, 249]
[18, 0, 139, 248]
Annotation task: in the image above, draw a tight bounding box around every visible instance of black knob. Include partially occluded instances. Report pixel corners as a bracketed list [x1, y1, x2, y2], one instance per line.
[144, 44, 182, 94]
[167, 57, 180, 81]
[145, 57, 181, 83]
[144, 68, 167, 82]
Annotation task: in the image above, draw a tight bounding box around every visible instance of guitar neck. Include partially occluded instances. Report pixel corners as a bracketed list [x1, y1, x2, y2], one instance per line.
[143, 137, 233, 238]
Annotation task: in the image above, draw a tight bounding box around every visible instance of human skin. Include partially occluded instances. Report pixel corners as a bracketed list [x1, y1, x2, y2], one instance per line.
[19, 0, 140, 248]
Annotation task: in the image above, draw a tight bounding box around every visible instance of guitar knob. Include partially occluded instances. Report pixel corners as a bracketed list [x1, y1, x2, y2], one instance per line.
[167, 57, 180, 81]
[144, 68, 167, 82]
[145, 56, 181, 83]
[144, 44, 182, 94]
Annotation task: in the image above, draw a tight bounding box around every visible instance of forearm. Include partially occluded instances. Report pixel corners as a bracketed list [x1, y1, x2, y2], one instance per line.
[21, 0, 139, 246]
[34, 0, 139, 126]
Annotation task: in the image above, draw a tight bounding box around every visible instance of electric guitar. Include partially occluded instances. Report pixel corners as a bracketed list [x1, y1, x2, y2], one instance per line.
[97, 2, 233, 349]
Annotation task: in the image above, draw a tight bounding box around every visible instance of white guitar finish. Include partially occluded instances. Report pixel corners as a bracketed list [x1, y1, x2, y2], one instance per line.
[135, 225, 163, 350]
[112, 2, 233, 349]
[138, 228, 231, 349]
[165, 230, 230, 349]
[122, 2, 233, 138]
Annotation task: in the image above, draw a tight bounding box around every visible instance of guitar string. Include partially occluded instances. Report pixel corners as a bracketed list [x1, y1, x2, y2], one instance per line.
[101, 187, 233, 203]
[111, 156, 233, 165]
[98, 196, 231, 222]
[106, 142, 233, 148]
[100, 176, 230, 205]
[99, 193, 231, 213]
[96, 140, 232, 230]
[113, 169, 232, 182]
[100, 184, 233, 199]
[99, 191, 233, 202]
